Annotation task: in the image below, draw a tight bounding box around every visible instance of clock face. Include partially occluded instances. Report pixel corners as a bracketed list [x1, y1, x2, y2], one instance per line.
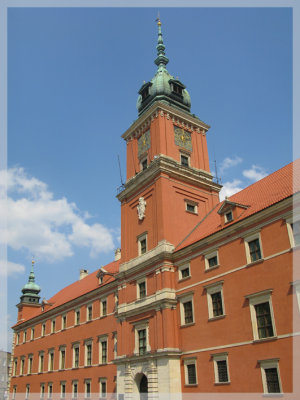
[138, 130, 151, 156]
[174, 126, 192, 152]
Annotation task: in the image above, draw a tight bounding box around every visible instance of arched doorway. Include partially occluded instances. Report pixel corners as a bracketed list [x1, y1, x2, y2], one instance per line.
[139, 374, 148, 400]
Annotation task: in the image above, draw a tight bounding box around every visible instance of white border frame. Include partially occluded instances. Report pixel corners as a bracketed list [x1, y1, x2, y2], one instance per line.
[259, 358, 282, 394]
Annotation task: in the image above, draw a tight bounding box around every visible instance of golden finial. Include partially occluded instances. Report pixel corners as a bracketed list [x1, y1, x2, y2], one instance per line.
[156, 11, 161, 26]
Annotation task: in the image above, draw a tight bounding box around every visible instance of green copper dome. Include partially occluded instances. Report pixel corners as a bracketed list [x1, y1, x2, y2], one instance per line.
[20, 261, 41, 304]
[137, 19, 191, 116]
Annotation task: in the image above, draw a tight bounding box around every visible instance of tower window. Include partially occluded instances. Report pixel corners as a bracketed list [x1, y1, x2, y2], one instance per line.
[138, 233, 148, 256]
[172, 84, 183, 96]
[141, 158, 148, 171]
[180, 154, 189, 167]
[141, 87, 149, 100]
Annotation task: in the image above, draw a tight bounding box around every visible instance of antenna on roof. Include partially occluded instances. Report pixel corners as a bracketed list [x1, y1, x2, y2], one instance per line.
[117, 155, 124, 186]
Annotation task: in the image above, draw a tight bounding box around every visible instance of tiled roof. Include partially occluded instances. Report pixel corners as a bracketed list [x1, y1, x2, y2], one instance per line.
[175, 159, 300, 251]
[14, 260, 119, 327]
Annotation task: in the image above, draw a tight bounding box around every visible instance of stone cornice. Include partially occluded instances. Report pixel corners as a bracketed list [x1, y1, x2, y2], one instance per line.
[122, 101, 210, 142]
[117, 154, 221, 202]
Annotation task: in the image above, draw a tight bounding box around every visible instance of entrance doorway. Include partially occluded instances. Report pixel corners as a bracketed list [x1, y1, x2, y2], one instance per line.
[139, 374, 148, 400]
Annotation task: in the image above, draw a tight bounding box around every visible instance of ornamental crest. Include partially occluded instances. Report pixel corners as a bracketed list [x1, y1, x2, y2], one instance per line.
[174, 126, 192, 152]
[138, 130, 151, 156]
[137, 197, 147, 220]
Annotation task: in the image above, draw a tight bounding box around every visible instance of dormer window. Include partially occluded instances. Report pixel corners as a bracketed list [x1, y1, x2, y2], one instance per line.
[172, 83, 183, 96]
[142, 87, 149, 100]
[225, 211, 233, 223]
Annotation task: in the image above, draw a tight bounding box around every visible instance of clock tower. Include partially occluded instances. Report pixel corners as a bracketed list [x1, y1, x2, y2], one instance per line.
[115, 20, 222, 397]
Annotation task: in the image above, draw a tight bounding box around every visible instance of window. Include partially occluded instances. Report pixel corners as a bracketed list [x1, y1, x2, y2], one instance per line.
[26, 384, 30, 399]
[137, 280, 146, 299]
[99, 338, 108, 364]
[51, 319, 56, 333]
[141, 87, 149, 100]
[178, 263, 191, 280]
[31, 328, 35, 340]
[141, 157, 148, 171]
[114, 292, 119, 310]
[48, 350, 54, 372]
[259, 359, 282, 394]
[23, 330, 27, 343]
[59, 348, 66, 370]
[134, 322, 150, 355]
[87, 304, 93, 321]
[99, 378, 107, 399]
[62, 315, 67, 330]
[75, 309, 80, 325]
[28, 355, 33, 374]
[138, 233, 148, 255]
[179, 294, 194, 325]
[16, 332, 20, 345]
[184, 359, 197, 385]
[180, 154, 189, 167]
[101, 299, 107, 317]
[39, 352, 44, 373]
[73, 344, 80, 368]
[85, 341, 92, 366]
[245, 289, 276, 340]
[212, 353, 230, 384]
[72, 381, 78, 399]
[225, 211, 233, 223]
[205, 281, 225, 319]
[172, 83, 183, 96]
[113, 332, 117, 359]
[244, 232, 263, 264]
[20, 357, 25, 375]
[42, 323, 46, 336]
[13, 359, 18, 376]
[204, 250, 219, 270]
[292, 280, 300, 313]
[12, 386, 17, 399]
[185, 200, 198, 214]
[286, 217, 300, 247]
[60, 382, 66, 399]
[85, 380, 91, 398]
[40, 384, 45, 399]
[48, 383, 53, 399]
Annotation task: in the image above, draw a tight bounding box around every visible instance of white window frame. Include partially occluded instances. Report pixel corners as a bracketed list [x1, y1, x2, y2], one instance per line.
[59, 346, 66, 370]
[178, 293, 194, 326]
[185, 199, 198, 215]
[212, 352, 230, 384]
[72, 343, 80, 368]
[292, 280, 300, 313]
[60, 381, 66, 399]
[113, 332, 117, 359]
[259, 358, 282, 394]
[204, 281, 225, 320]
[85, 340, 93, 366]
[40, 383, 45, 399]
[137, 277, 147, 299]
[12, 386, 17, 399]
[138, 232, 148, 256]
[48, 349, 54, 372]
[51, 319, 56, 334]
[180, 152, 190, 167]
[178, 263, 191, 280]
[27, 354, 33, 374]
[13, 358, 17, 376]
[85, 379, 91, 398]
[30, 327, 35, 340]
[75, 308, 80, 325]
[16, 332, 20, 345]
[62, 314, 67, 330]
[20, 357, 25, 375]
[25, 384, 30, 399]
[245, 289, 277, 341]
[48, 382, 53, 399]
[204, 250, 219, 270]
[86, 303, 93, 321]
[39, 352, 44, 373]
[98, 335, 108, 365]
[184, 358, 198, 386]
[42, 323, 46, 336]
[134, 321, 151, 355]
[224, 210, 233, 223]
[23, 330, 27, 343]
[72, 380, 78, 399]
[286, 216, 300, 248]
[243, 231, 263, 264]
[100, 298, 107, 317]
[99, 378, 107, 399]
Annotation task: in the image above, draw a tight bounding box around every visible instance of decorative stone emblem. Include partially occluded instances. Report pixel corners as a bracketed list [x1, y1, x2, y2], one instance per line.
[174, 125, 192, 151]
[138, 130, 151, 156]
[137, 197, 147, 220]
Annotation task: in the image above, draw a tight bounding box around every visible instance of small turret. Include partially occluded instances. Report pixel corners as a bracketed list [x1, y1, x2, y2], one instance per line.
[20, 260, 41, 304]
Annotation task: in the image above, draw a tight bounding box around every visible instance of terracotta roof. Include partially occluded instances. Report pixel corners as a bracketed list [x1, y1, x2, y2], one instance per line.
[175, 159, 300, 251]
[14, 260, 119, 327]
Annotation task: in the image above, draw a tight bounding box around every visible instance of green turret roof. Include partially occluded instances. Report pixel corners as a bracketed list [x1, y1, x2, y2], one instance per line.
[20, 260, 41, 304]
[137, 19, 191, 116]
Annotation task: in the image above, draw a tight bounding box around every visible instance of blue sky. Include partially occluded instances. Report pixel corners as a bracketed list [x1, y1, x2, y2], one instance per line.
[2, 6, 292, 350]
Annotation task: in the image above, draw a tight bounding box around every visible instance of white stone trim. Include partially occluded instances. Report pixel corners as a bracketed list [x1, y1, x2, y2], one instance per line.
[134, 321, 150, 355]
[183, 357, 198, 385]
[245, 289, 277, 341]
[204, 250, 219, 270]
[243, 231, 264, 264]
[98, 335, 108, 365]
[178, 263, 191, 280]
[86, 303, 93, 322]
[286, 215, 300, 248]
[84, 339, 93, 366]
[204, 281, 225, 319]
[59, 345, 66, 370]
[259, 358, 282, 394]
[99, 377, 107, 398]
[72, 342, 80, 368]
[136, 276, 147, 299]
[292, 280, 300, 313]
[100, 297, 107, 317]
[179, 293, 194, 326]
[138, 232, 148, 256]
[212, 352, 230, 384]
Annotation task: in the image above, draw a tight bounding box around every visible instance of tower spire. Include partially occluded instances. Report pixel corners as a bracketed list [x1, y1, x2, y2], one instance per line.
[154, 17, 169, 69]
[19, 259, 41, 304]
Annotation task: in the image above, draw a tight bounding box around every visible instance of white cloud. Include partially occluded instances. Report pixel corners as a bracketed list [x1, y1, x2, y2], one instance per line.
[243, 165, 267, 181]
[220, 156, 242, 174]
[0, 167, 115, 262]
[0, 260, 25, 277]
[219, 179, 244, 201]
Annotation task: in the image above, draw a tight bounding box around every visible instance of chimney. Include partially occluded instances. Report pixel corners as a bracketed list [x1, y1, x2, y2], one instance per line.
[114, 248, 121, 261]
[79, 269, 89, 280]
